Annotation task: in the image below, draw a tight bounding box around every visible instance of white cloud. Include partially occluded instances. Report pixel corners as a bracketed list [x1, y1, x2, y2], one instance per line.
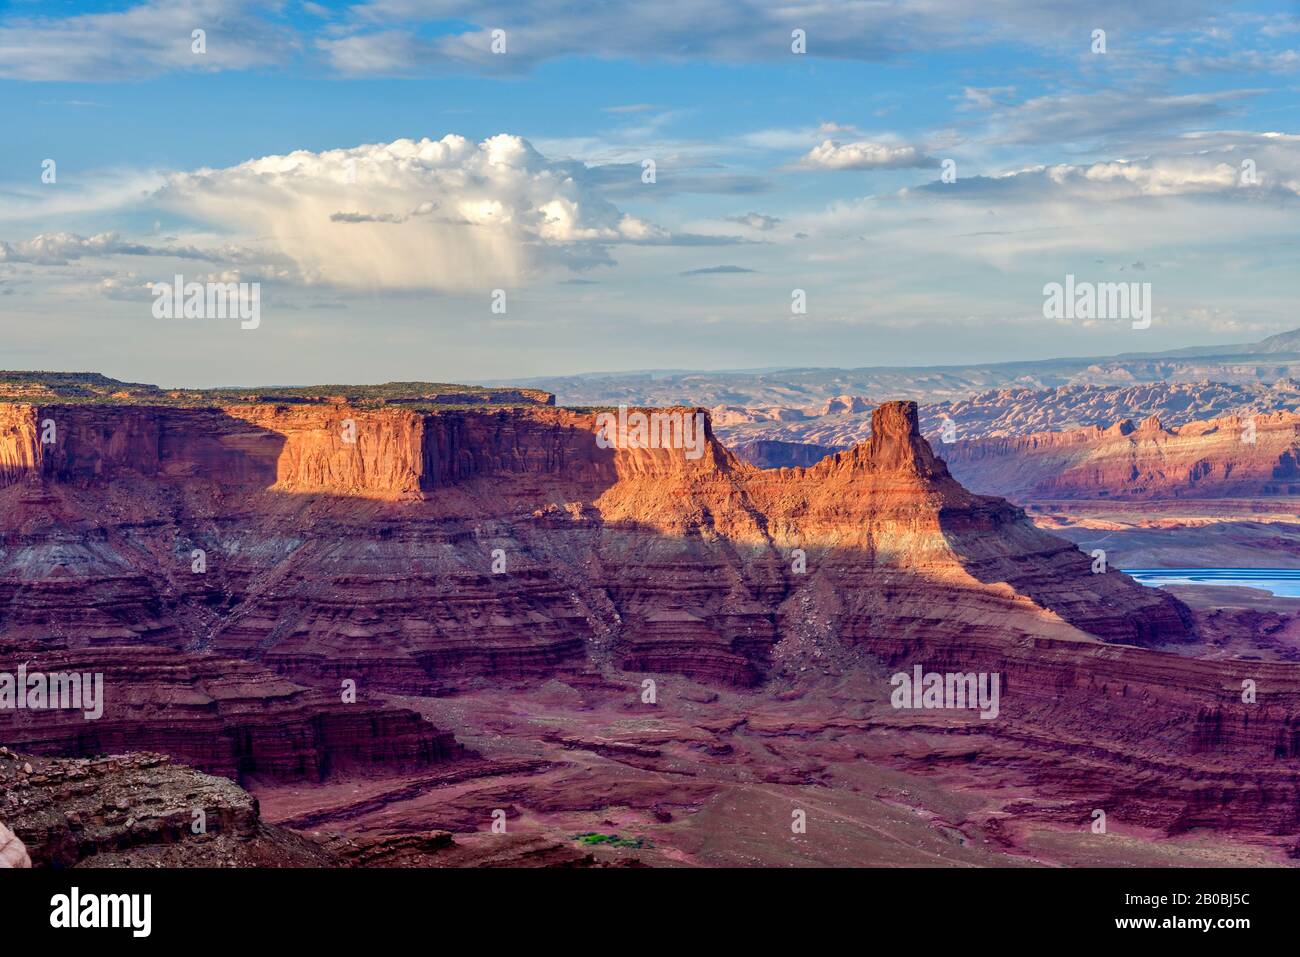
[775, 134, 1300, 295]
[921, 144, 1300, 201]
[797, 139, 937, 170]
[152, 134, 674, 289]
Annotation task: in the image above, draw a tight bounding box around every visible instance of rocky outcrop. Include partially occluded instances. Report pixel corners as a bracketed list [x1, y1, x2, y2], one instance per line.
[942, 410, 1300, 501]
[736, 402, 1192, 649]
[0, 747, 337, 868]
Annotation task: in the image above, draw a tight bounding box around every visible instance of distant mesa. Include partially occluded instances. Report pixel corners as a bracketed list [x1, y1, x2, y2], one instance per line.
[0, 371, 555, 409]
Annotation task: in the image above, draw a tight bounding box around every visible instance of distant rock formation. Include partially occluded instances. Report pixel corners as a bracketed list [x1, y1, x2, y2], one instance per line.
[708, 380, 1300, 451]
[942, 409, 1300, 501]
[819, 394, 872, 415]
[507, 326, 1300, 409]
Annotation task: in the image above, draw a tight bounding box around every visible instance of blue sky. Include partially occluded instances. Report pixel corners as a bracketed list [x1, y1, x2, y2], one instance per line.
[1, 0, 1299, 386]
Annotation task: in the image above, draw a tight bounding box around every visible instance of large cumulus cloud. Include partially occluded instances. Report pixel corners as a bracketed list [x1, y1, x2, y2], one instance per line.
[154, 134, 670, 289]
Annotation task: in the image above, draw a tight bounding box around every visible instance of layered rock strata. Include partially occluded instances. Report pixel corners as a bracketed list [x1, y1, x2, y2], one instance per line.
[0, 399, 1191, 693]
[0, 641, 463, 782]
[941, 411, 1300, 502]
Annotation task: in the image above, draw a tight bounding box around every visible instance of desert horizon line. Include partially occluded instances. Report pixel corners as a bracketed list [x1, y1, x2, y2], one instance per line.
[4, 323, 1298, 393]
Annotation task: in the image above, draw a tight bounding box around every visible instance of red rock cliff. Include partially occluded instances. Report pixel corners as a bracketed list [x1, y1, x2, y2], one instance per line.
[0, 398, 1190, 694]
[0, 640, 464, 783]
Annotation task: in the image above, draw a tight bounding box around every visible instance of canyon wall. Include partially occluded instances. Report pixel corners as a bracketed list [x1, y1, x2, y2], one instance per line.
[0, 402, 696, 497]
[13, 394, 1300, 848]
[871, 626, 1300, 834]
[0, 641, 464, 783]
[0, 400, 1191, 696]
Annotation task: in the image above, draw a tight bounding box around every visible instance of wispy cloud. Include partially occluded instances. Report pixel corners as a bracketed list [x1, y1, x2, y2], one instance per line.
[0, 231, 226, 265]
[724, 212, 781, 230]
[0, 0, 1233, 82]
[975, 89, 1259, 148]
[0, 0, 296, 81]
[317, 0, 1225, 77]
[681, 264, 755, 275]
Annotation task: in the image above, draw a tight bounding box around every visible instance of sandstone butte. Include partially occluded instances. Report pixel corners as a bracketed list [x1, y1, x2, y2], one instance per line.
[942, 410, 1300, 501]
[8, 394, 1300, 853]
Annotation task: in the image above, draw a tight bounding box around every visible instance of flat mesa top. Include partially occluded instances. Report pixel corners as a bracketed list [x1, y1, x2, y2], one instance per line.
[0, 372, 555, 409]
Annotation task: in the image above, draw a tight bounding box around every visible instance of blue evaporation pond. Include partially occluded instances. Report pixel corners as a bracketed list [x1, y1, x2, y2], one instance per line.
[1123, 568, 1300, 598]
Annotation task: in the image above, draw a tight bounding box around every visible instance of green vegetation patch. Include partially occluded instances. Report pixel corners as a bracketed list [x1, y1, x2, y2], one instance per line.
[572, 832, 650, 849]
